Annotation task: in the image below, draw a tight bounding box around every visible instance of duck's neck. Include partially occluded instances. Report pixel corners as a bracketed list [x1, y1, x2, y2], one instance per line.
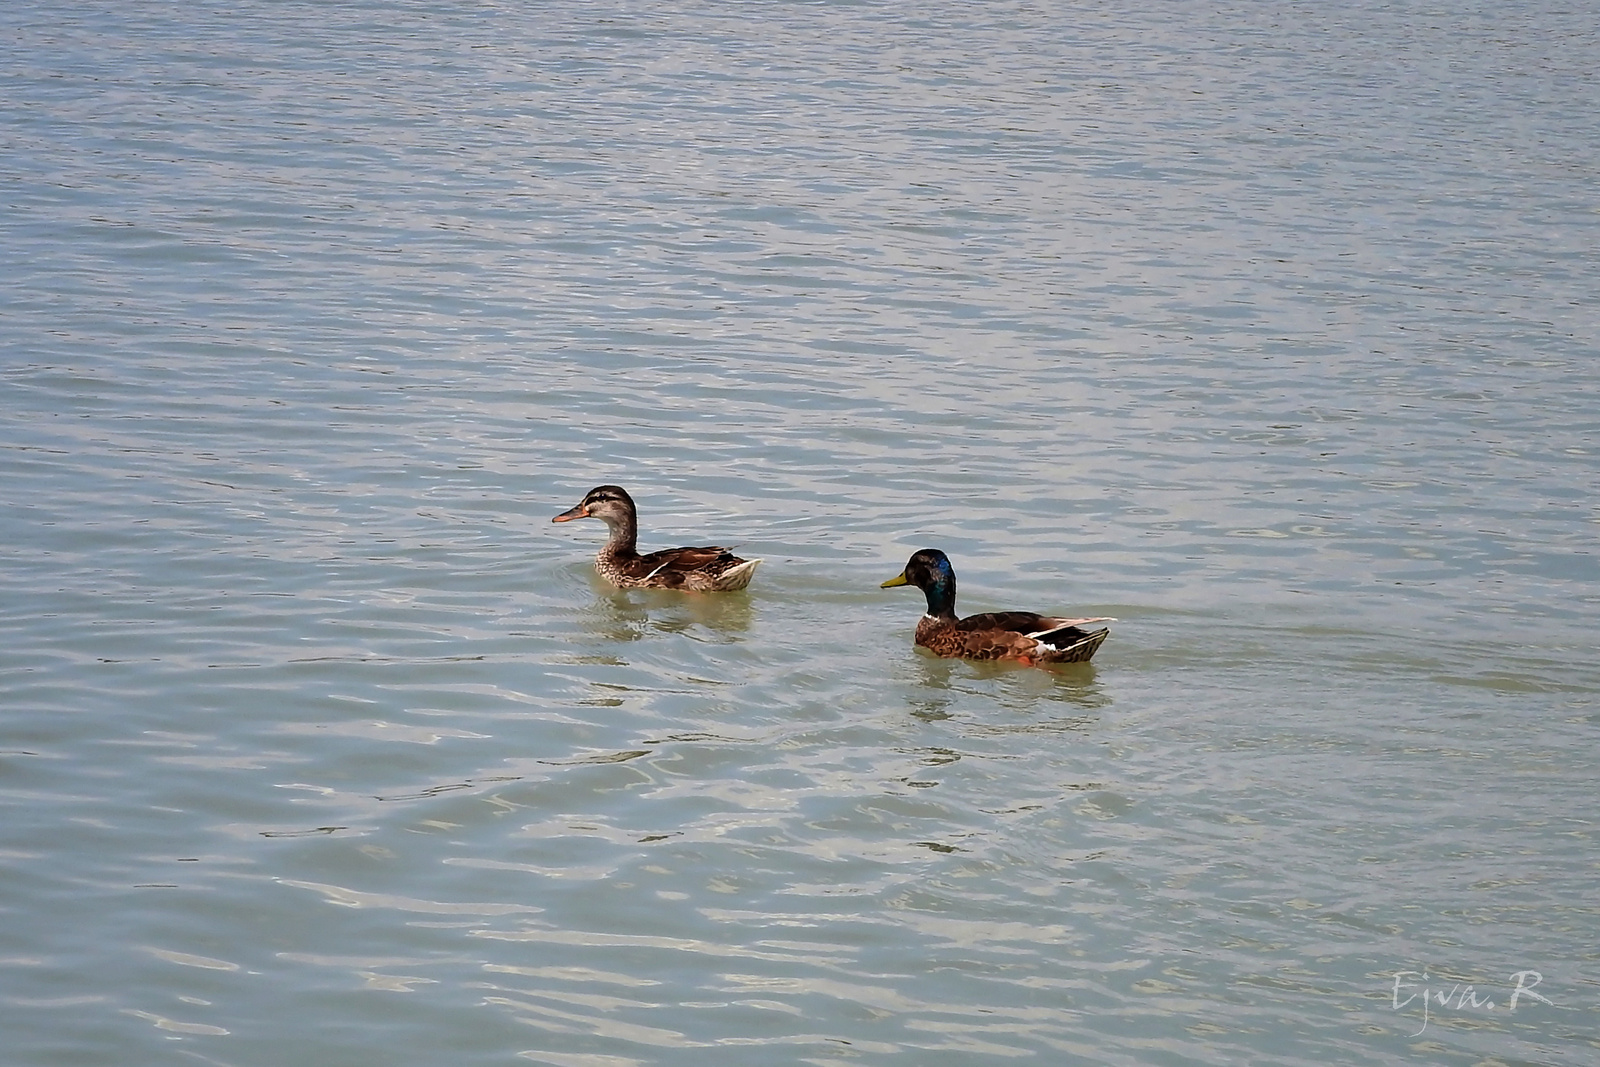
[596, 512, 639, 561]
[921, 573, 957, 620]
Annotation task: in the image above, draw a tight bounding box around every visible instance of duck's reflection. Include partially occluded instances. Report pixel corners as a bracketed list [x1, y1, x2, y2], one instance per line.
[575, 572, 754, 644]
[902, 649, 1110, 721]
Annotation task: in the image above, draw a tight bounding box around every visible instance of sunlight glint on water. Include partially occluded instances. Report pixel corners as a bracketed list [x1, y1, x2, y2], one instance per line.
[2, 1, 1597, 1065]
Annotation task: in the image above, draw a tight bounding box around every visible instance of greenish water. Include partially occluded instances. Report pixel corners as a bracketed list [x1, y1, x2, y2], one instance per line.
[3, 1, 1597, 1064]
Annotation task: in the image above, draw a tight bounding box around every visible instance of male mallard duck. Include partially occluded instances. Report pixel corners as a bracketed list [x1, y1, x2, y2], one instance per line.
[881, 548, 1110, 664]
[552, 485, 761, 592]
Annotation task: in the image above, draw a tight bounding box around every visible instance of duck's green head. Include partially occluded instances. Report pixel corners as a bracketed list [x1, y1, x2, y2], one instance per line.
[881, 548, 957, 617]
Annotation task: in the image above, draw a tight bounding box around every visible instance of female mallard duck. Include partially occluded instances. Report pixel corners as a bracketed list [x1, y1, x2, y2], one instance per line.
[881, 548, 1110, 664]
[552, 485, 761, 592]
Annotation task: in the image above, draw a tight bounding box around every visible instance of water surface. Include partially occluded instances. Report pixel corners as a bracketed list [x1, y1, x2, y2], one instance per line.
[3, 1, 1598, 1064]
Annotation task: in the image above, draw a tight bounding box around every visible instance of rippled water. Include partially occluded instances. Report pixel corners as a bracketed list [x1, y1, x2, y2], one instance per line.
[4, 0, 1598, 1064]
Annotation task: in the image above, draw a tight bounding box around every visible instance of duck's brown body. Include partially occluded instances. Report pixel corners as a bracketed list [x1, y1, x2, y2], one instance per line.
[553, 485, 760, 592]
[885, 549, 1110, 665]
[912, 610, 1109, 663]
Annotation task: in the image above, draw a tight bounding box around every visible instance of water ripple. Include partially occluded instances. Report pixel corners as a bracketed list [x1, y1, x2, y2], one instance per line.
[4, 0, 1597, 1065]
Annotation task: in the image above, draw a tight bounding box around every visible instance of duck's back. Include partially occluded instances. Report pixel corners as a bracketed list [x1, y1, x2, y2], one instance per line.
[602, 545, 759, 591]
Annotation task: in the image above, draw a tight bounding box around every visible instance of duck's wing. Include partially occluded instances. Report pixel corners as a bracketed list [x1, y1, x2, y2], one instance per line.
[1028, 616, 1112, 662]
[943, 612, 1047, 660]
[1028, 615, 1115, 635]
[958, 611, 1052, 635]
[628, 545, 748, 587]
[953, 612, 1113, 662]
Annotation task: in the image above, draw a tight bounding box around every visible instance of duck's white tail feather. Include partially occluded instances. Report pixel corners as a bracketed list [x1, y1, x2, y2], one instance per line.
[1027, 617, 1115, 639]
[1033, 624, 1111, 663]
[712, 558, 762, 591]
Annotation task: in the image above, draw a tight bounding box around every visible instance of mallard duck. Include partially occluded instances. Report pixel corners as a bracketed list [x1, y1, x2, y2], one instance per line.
[881, 548, 1110, 664]
[552, 485, 761, 591]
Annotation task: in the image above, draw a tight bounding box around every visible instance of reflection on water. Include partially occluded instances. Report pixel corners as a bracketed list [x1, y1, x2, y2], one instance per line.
[901, 652, 1111, 722]
[3, 0, 1598, 1065]
[575, 578, 758, 645]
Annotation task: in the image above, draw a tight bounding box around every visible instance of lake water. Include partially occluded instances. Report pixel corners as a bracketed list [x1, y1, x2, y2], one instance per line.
[3, 0, 1597, 1063]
